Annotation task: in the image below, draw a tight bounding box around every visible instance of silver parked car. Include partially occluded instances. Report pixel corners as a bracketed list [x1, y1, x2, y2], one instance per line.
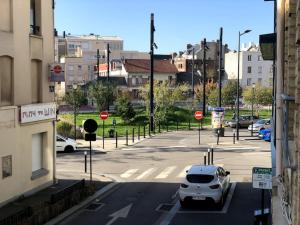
[248, 118, 271, 132]
[227, 115, 259, 128]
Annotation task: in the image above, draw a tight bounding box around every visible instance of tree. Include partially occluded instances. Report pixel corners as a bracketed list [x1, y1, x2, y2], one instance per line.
[115, 91, 136, 123]
[89, 81, 116, 112]
[207, 88, 218, 106]
[243, 85, 272, 106]
[140, 81, 189, 124]
[243, 85, 273, 116]
[194, 81, 217, 103]
[63, 87, 86, 112]
[222, 80, 240, 109]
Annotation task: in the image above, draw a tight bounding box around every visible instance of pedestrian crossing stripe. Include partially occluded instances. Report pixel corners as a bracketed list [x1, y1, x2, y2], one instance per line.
[120, 169, 139, 178]
[135, 168, 156, 180]
[155, 166, 177, 179]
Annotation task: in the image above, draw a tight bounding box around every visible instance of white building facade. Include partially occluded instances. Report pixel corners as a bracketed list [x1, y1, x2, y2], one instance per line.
[225, 43, 273, 88]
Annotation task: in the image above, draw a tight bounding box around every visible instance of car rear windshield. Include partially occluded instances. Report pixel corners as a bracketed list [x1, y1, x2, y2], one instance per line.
[186, 174, 214, 183]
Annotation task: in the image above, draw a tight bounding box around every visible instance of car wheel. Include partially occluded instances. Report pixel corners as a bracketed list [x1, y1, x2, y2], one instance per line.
[180, 199, 188, 208]
[64, 145, 74, 153]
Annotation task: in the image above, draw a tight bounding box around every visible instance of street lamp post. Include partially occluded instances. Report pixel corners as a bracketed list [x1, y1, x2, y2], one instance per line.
[106, 43, 110, 112]
[192, 48, 195, 99]
[236, 29, 251, 141]
[73, 84, 78, 141]
[251, 84, 255, 136]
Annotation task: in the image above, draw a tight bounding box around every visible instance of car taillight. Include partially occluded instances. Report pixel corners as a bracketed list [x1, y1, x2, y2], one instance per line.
[180, 183, 189, 188]
[209, 184, 220, 189]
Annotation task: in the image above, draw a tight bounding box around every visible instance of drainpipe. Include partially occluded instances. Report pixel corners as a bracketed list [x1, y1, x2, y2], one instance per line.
[276, 0, 284, 176]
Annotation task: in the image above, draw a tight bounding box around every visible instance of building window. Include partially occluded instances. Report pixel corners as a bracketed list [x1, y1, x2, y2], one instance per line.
[78, 65, 82, 71]
[258, 78, 262, 84]
[247, 66, 252, 73]
[30, 0, 41, 35]
[258, 55, 262, 61]
[31, 60, 41, 103]
[2, 155, 12, 179]
[258, 66, 262, 74]
[0, 0, 12, 32]
[132, 76, 137, 86]
[0, 56, 13, 106]
[247, 55, 252, 61]
[32, 133, 43, 173]
[247, 78, 252, 86]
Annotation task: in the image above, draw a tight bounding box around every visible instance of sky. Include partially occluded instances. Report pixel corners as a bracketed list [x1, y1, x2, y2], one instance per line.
[55, 0, 274, 54]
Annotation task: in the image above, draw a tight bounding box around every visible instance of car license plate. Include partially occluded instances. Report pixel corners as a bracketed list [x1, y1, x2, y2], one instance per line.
[193, 196, 205, 200]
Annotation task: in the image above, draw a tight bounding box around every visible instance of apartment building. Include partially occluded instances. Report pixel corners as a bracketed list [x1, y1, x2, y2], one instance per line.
[0, 0, 55, 206]
[224, 43, 273, 88]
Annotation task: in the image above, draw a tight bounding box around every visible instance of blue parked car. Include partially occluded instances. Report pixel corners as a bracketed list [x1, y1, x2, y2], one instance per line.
[258, 128, 271, 142]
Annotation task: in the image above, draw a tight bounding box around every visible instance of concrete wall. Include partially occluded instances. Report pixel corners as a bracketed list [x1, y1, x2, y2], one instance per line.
[0, 0, 55, 206]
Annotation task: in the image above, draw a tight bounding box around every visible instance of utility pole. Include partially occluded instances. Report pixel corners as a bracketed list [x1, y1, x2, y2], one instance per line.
[192, 48, 195, 99]
[107, 43, 110, 112]
[150, 13, 155, 132]
[203, 38, 207, 116]
[218, 27, 223, 107]
[97, 49, 100, 80]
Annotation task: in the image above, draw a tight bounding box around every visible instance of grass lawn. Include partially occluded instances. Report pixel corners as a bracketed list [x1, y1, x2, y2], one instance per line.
[58, 107, 272, 137]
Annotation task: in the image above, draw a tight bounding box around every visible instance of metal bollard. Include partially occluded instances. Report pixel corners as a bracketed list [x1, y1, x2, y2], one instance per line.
[159, 121, 161, 133]
[217, 129, 220, 145]
[233, 132, 236, 144]
[132, 128, 135, 143]
[138, 125, 140, 140]
[208, 149, 211, 165]
[126, 130, 128, 146]
[211, 148, 214, 165]
[143, 125, 146, 138]
[84, 151, 87, 173]
[115, 132, 118, 148]
[153, 123, 155, 134]
[204, 153, 207, 165]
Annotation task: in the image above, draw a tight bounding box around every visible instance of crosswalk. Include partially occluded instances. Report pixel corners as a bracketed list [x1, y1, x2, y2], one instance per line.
[118, 164, 224, 181]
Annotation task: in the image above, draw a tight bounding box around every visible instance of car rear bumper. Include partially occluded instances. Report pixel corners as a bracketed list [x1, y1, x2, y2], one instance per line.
[179, 189, 222, 203]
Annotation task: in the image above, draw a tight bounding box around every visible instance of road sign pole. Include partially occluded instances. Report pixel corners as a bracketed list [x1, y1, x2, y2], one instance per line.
[102, 120, 105, 149]
[199, 121, 201, 145]
[90, 139, 92, 184]
[261, 189, 265, 218]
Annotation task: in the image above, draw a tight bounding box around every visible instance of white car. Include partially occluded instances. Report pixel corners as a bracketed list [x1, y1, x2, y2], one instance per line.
[179, 165, 230, 208]
[248, 119, 271, 132]
[56, 135, 77, 152]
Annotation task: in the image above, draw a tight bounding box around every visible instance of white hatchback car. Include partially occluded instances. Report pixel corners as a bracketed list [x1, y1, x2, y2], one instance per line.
[56, 135, 77, 152]
[179, 165, 230, 207]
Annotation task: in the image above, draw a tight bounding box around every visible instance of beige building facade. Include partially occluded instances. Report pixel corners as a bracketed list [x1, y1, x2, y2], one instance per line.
[0, 0, 55, 206]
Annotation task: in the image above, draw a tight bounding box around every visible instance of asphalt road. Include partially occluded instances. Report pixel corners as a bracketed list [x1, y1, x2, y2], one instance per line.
[57, 129, 271, 225]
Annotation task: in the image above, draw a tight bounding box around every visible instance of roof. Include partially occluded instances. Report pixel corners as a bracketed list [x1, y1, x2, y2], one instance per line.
[188, 165, 218, 175]
[124, 59, 178, 74]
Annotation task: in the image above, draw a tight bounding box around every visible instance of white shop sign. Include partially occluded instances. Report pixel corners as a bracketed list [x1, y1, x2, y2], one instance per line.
[20, 103, 56, 123]
[252, 167, 272, 190]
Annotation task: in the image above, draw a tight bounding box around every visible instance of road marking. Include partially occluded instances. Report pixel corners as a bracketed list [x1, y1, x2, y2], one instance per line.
[120, 169, 139, 178]
[159, 146, 187, 149]
[177, 165, 192, 178]
[155, 166, 176, 179]
[106, 203, 132, 225]
[134, 168, 156, 180]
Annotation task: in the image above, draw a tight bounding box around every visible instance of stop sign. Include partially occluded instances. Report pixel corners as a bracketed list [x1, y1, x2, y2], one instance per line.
[100, 111, 109, 120]
[53, 65, 62, 74]
[194, 111, 203, 120]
